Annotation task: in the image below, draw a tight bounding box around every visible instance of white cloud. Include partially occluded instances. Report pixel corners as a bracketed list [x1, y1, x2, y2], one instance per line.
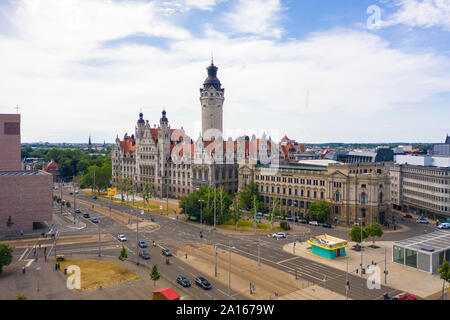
[0, 1, 449, 143]
[223, 0, 283, 38]
[383, 0, 450, 30]
[185, 0, 218, 11]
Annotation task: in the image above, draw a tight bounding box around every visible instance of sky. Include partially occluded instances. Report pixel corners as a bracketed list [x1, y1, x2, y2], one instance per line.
[0, 0, 449, 144]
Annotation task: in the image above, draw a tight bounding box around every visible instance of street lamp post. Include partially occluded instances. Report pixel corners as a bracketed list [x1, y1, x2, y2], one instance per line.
[198, 200, 204, 233]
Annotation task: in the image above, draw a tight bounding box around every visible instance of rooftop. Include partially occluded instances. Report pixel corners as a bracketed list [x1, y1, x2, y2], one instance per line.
[0, 170, 49, 176]
[393, 231, 450, 253]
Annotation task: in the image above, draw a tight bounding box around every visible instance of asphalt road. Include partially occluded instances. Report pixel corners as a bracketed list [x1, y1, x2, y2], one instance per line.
[50, 187, 444, 300]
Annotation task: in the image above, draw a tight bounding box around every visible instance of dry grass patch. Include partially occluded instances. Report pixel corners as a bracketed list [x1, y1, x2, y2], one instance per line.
[56, 258, 140, 291]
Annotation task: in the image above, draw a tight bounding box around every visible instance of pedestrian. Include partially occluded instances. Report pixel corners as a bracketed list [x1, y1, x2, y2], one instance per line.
[55, 263, 58, 271]
[22, 266, 25, 275]
[44, 247, 47, 254]
[44, 255, 47, 262]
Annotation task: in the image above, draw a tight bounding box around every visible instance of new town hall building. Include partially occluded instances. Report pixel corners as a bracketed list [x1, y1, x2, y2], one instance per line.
[112, 61, 243, 198]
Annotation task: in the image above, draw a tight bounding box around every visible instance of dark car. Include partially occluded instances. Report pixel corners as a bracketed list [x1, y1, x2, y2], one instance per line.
[287, 217, 295, 222]
[195, 277, 212, 290]
[139, 250, 150, 260]
[69, 192, 73, 195]
[162, 248, 172, 257]
[300, 219, 308, 224]
[177, 275, 191, 288]
[75, 209, 81, 214]
[83, 213, 90, 218]
[93, 196, 97, 199]
[138, 240, 147, 248]
[91, 218, 99, 223]
[321, 223, 332, 228]
[403, 214, 413, 219]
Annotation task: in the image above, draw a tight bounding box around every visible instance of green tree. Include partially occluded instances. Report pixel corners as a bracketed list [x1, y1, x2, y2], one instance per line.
[118, 246, 128, 261]
[306, 201, 330, 223]
[65, 202, 71, 208]
[81, 164, 112, 194]
[280, 221, 291, 231]
[364, 222, 384, 247]
[34, 163, 43, 170]
[179, 186, 232, 225]
[150, 264, 161, 287]
[59, 159, 74, 179]
[232, 195, 243, 231]
[269, 197, 281, 231]
[0, 244, 13, 274]
[16, 294, 27, 300]
[141, 183, 154, 209]
[239, 182, 261, 211]
[348, 225, 368, 250]
[438, 259, 450, 300]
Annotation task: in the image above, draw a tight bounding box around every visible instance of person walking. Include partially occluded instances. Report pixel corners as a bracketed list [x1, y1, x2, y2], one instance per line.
[22, 266, 26, 275]
[55, 263, 58, 271]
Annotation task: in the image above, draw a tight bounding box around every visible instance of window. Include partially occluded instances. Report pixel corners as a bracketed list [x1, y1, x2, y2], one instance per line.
[335, 190, 340, 202]
[361, 192, 367, 204]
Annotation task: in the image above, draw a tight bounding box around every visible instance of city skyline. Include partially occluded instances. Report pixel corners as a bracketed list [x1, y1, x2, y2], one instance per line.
[1, 0, 449, 143]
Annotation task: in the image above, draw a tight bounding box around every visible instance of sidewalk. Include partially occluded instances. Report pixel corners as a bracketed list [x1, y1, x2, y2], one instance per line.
[283, 240, 443, 298]
[0, 254, 193, 300]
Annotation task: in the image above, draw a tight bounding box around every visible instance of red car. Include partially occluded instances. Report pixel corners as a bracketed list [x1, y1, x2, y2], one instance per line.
[403, 214, 413, 219]
[398, 294, 417, 300]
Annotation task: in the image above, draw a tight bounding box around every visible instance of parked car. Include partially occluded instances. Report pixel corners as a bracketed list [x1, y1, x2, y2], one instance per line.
[177, 275, 191, 287]
[75, 209, 81, 214]
[309, 221, 319, 226]
[403, 214, 413, 219]
[138, 240, 148, 248]
[263, 213, 270, 217]
[92, 196, 97, 199]
[83, 213, 90, 218]
[398, 294, 417, 300]
[416, 218, 429, 224]
[300, 219, 308, 224]
[69, 192, 73, 195]
[118, 234, 127, 242]
[321, 223, 332, 228]
[162, 248, 172, 256]
[272, 232, 286, 239]
[257, 212, 264, 217]
[91, 218, 99, 223]
[194, 277, 212, 290]
[287, 217, 297, 222]
[139, 250, 150, 260]
[437, 222, 450, 229]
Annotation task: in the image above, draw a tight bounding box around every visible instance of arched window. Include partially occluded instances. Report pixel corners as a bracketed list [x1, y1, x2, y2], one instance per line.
[379, 192, 383, 204]
[335, 190, 340, 202]
[361, 192, 367, 204]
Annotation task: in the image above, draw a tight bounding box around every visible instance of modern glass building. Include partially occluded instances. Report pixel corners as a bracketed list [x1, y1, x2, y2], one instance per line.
[392, 231, 450, 274]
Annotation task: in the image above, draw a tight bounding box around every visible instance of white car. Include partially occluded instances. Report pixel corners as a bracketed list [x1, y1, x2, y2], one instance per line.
[309, 221, 319, 226]
[437, 223, 450, 229]
[416, 218, 429, 224]
[118, 234, 127, 242]
[272, 232, 286, 239]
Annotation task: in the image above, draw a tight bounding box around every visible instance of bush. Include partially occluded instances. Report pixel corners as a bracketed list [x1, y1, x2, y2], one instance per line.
[280, 221, 291, 231]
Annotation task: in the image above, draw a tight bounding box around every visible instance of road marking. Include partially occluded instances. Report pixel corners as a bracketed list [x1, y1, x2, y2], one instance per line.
[216, 289, 229, 297]
[24, 259, 34, 267]
[277, 256, 300, 264]
[18, 248, 29, 261]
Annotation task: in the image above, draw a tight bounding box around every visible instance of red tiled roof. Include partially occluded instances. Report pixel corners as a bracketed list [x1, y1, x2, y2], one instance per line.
[120, 135, 136, 156]
[44, 161, 59, 171]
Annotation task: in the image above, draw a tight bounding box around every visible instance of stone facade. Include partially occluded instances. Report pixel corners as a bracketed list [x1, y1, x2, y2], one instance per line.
[239, 162, 392, 226]
[389, 163, 450, 222]
[0, 114, 53, 234]
[0, 171, 53, 233]
[0, 114, 21, 171]
[112, 62, 240, 198]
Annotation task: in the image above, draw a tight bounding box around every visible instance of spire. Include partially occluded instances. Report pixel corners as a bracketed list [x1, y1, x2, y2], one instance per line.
[203, 59, 221, 90]
[138, 111, 145, 124]
[160, 109, 168, 124]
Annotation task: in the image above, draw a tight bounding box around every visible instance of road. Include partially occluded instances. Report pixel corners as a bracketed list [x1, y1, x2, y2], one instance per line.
[44, 186, 443, 300]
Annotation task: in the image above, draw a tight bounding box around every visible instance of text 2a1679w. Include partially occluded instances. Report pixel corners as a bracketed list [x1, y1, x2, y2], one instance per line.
[220, 304, 274, 315]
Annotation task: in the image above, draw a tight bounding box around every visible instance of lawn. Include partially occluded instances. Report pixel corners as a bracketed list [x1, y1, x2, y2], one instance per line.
[80, 190, 180, 215]
[55, 258, 140, 291]
[218, 219, 283, 232]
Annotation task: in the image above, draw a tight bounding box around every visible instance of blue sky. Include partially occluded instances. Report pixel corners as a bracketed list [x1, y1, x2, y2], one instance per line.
[0, 0, 449, 143]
